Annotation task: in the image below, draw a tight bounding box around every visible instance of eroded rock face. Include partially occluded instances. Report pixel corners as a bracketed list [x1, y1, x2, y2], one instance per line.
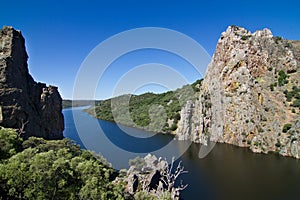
[117, 154, 184, 199]
[176, 26, 300, 158]
[0, 26, 64, 139]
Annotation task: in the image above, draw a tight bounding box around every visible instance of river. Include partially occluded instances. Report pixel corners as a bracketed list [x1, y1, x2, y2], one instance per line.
[63, 107, 300, 200]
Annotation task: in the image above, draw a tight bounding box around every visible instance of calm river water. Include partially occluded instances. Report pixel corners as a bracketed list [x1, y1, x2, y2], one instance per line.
[63, 107, 300, 200]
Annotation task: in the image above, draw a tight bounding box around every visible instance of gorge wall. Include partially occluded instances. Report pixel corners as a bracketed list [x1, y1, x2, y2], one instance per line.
[0, 26, 64, 139]
[176, 26, 300, 158]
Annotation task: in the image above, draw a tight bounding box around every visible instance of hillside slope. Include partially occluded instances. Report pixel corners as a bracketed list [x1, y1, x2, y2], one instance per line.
[86, 80, 201, 133]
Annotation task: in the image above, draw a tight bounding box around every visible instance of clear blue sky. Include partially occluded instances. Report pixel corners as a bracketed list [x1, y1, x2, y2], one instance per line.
[1, 0, 300, 99]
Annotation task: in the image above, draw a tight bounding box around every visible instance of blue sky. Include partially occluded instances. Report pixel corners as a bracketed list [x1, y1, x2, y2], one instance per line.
[1, 0, 300, 99]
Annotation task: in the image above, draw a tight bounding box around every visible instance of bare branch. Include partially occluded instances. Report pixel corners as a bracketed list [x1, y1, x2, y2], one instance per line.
[18, 120, 28, 137]
[133, 155, 188, 199]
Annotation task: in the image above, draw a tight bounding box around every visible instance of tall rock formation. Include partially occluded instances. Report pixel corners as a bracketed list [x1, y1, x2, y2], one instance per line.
[176, 26, 300, 158]
[0, 26, 64, 139]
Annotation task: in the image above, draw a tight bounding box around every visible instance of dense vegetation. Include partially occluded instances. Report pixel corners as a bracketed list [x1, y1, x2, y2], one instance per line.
[85, 79, 202, 133]
[0, 127, 179, 200]
[0, 127, 129, 200]
[270, 69, 300, 109]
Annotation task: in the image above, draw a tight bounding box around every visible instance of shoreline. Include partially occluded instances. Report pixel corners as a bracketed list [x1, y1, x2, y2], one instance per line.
[68, 107, 300, 160]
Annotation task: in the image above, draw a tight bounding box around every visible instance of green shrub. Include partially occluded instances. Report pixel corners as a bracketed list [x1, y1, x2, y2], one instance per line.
[284, 90, 293, 102]
[241, 35, 251, 40]
[282, 124, 292, 133]
[172, 112, 181, 121]
[0, 128, 23, 160]
[274, 36, 283, 44]
[129, 156, 145, 171]
[191, 79, 203, 92]
[278, 70, 288, 86]
[170, 123, 178, 131]
[292, 86, 299, 92]
[292, 99, 300, 107]
[134, 190, 172, 200]
[283, 86, 300, 104]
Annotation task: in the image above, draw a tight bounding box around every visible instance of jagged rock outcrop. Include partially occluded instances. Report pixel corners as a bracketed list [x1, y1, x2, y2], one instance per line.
[0, 26, 64, 139]
[176, 26, 300, 158]
[124, 154, 168, 195]
[115, 154, 187, 199]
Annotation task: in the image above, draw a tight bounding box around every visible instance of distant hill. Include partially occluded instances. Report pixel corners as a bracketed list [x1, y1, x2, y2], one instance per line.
[85, 79, 202, 133]
[62, 100, 100, 109]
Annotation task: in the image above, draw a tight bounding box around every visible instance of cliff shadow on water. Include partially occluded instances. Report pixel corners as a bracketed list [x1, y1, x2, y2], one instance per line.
[179, 143, 300, 200]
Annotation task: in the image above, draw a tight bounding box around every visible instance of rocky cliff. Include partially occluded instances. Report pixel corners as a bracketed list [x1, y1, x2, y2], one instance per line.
[176, 26, 300, 158]
[0, 26, 64, 139]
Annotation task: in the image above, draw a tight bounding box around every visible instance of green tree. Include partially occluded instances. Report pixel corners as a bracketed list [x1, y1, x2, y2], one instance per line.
[0, 148, 37, 198]
[278, 70, 288, 86]
[0, 128, 22, 160]
[0, 137, 126, 199]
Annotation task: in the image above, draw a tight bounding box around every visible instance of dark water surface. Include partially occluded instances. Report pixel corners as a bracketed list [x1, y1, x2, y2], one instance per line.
[63, 107, 300, 200]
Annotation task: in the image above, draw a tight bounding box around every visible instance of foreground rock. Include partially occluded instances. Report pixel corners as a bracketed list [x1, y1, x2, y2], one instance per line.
[0, 26, 64, 139]
[176, 26, 300, 158]
[115, 154, 188, 199]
